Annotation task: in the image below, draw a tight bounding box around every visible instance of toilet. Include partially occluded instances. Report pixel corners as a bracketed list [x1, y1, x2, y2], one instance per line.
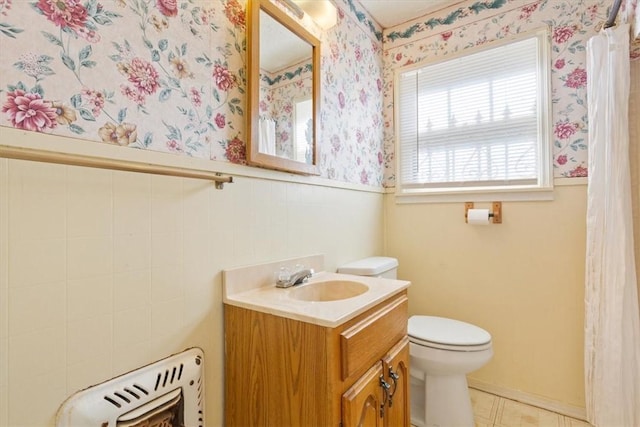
[338, 257, 493, 427]
[408, 315, 492, 427]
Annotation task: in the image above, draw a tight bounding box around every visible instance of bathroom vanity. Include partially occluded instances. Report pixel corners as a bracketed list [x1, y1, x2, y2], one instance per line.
[223, 257, 411, 427]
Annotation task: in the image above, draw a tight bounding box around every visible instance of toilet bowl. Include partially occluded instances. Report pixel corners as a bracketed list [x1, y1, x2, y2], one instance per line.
[409, 315, 493, 427]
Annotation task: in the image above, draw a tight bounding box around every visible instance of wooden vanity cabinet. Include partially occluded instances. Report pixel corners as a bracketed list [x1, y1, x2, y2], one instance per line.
[224, 291, 409, 427]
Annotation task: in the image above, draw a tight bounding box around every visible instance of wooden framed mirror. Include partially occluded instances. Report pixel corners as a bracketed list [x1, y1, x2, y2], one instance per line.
[246, 0, 321, 175]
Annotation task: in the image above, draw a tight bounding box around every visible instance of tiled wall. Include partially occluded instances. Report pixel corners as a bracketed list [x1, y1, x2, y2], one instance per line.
[0, 158, 384, 426]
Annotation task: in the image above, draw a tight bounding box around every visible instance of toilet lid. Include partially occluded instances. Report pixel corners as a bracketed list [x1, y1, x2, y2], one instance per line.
[408, 315, 491, 347]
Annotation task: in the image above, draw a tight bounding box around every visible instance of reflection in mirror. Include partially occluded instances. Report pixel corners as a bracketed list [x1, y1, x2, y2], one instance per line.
[258, 10, 313, 163]
[247, 0, 320, 175]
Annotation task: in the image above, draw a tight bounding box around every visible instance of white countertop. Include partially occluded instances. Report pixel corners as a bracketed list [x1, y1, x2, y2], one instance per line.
[223, 271, 410, 327]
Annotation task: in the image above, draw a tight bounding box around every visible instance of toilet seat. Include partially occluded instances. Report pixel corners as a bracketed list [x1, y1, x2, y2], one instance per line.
[409, 335, 492, 352]
[409, 316, 492, 352]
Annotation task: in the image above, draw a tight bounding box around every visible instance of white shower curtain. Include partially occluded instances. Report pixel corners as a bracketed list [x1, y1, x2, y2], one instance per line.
[585, 23, 640, 427]
[259, 118, 276, 155]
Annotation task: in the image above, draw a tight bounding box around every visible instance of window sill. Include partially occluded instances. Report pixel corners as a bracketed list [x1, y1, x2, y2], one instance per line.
[394, 185, 555, 204]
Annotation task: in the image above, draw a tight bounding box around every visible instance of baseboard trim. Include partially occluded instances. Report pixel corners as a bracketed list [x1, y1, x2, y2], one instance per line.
[467, 378, 588, 422]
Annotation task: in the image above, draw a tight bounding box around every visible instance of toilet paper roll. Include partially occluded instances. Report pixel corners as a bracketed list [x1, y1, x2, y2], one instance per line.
[467, 208, 491, 225]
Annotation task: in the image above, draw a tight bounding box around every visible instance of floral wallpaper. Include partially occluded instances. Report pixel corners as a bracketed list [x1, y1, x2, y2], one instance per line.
[381, 0, 640, 187]
[320, 5, 384, 185]
[0, 0, 248, 161]
[1, 0, 637, 188]
[0, 0, 386, 186]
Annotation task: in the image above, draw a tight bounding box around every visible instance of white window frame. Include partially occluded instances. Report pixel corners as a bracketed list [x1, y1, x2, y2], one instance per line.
[394, 27, 553, 203]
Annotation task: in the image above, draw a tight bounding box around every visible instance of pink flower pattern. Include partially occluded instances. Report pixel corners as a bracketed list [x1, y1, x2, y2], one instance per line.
[166, 139, 183, 152]
[212, 64, 236, 91]
[360, 169, 369, 185]
[564, 67, 587, 89]
[120, 85, 146, 105]
[215, 113, 225, 129]
[355, 46, 363, 62]
[1, 0, 13, 17]
[225, 135, 245, 164]
[568, 165, 588, 177]
[552, 25, 576, 44]
[126, 58, 160, 96]
[519, 3, 539, 20]
[359, 88, 367, 105]
[554, 121, 579, 140]
[36, 0, 87, 32]
[224, 0, 245, 30]
[81, 88, 105, 116]
[338, 92, 346, 109]
[2, 90, 57, 132]
[76, 27, 101, 43]
[156, 0, 177, 18]
[190, 88, 201, 107]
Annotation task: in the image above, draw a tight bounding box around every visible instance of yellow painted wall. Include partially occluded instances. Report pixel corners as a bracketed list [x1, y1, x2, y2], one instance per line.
[384, 184, 588, 408]
[631, 61, 640, 308]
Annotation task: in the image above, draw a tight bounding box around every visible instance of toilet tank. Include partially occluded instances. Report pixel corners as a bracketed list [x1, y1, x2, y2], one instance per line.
[337, 257, 399, 279]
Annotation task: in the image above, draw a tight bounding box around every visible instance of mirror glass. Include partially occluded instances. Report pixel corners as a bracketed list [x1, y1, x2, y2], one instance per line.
[259, 11, 313, 163]
[247, 0, 320, 175]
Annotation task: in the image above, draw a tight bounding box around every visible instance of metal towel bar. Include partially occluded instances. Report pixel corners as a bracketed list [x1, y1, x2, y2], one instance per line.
[0, 145, 233, 189]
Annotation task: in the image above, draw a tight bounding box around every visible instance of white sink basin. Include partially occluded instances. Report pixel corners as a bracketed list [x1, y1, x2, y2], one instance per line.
[288, 280, 369, 302]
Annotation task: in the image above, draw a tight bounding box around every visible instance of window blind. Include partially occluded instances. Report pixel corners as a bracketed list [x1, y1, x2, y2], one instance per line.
[397, 34, 549, 192]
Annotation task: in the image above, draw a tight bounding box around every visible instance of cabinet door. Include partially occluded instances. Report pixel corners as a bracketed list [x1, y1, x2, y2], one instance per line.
[342, 361, 384, 427]
[382, 337, 410, 427]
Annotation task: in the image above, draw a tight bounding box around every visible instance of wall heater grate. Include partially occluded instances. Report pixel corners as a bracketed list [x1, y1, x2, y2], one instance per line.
[56, 348, 204, 427]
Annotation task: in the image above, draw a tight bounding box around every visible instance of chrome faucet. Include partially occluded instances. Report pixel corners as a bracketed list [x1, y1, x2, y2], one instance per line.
[276, 268, 314, 288]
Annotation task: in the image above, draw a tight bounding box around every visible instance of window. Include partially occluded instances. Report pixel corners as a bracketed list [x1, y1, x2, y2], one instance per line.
[395, 29, 552, 202]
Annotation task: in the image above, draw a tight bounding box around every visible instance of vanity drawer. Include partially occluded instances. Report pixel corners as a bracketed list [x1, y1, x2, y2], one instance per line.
[340, 293, 408, 380]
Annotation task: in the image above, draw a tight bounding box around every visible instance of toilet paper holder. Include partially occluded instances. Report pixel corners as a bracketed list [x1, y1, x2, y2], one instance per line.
[465, 202, 502, 224]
